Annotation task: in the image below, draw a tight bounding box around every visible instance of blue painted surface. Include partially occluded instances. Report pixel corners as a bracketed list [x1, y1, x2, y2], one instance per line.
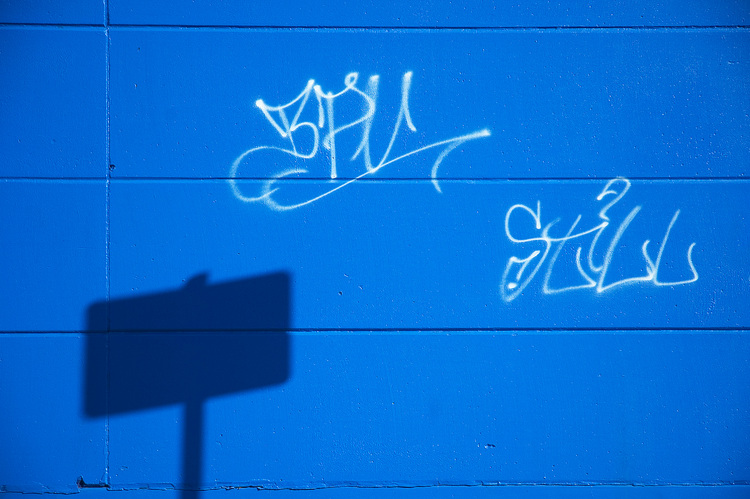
[0, 334, 105, 493]
[0, 180, 105, 331]
[6, 487, 750, 498]
[0, 27, 106, 177]
[109, 29, 750, 180]
[105, 332, 749, 488]
[110, 180, 749, 329]
[0, 0, 103, 25]
[1, 1, 749, 497]
[107, 1, 750, 27]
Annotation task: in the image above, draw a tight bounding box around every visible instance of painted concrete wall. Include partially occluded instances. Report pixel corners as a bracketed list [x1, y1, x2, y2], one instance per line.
[1, 1, 749, 497]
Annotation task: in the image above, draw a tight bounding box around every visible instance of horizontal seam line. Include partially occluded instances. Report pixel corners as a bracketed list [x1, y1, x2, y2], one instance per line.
[0, 177, 105, 181]
[207, 176, 750, 181]
[102, 482, 750, 489]
[108, 24, 750, 30]
[6, 176, 744, 182]
[14, 328, 750, 334]
[2, 24, 748, 31]
[0, 23, 104, 28]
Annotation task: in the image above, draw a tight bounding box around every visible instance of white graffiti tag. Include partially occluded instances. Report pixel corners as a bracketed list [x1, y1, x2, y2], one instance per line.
[500, 178, 699, 302]
[229, 72, 490, 211]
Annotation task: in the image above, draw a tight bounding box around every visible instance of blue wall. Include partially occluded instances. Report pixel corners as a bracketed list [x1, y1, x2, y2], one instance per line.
[1, 1, 749, 497]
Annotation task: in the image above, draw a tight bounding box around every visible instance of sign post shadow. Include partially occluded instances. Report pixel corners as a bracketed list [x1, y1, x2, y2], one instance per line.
[84, 272, 291, 498]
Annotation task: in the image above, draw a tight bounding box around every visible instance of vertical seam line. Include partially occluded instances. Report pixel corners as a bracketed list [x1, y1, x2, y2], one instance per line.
[104, 0, 111, 487]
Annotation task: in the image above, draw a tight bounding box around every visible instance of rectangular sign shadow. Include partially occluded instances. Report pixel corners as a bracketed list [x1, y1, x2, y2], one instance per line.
[84, 271, 291, 495]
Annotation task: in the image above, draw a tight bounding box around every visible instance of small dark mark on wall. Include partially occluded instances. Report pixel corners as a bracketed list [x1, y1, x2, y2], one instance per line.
[76, 477, 109, 489]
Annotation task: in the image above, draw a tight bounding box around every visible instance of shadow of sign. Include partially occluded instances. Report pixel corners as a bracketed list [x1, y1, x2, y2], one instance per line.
[84, 272, 291, 498]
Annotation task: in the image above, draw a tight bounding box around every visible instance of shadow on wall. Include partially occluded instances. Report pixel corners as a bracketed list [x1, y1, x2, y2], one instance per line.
[84, 272, 291, 498]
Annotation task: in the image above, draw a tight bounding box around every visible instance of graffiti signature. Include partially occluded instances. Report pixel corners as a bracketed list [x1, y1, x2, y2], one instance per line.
[229, 72, 490, 211]
[501, 178, 699, 302]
